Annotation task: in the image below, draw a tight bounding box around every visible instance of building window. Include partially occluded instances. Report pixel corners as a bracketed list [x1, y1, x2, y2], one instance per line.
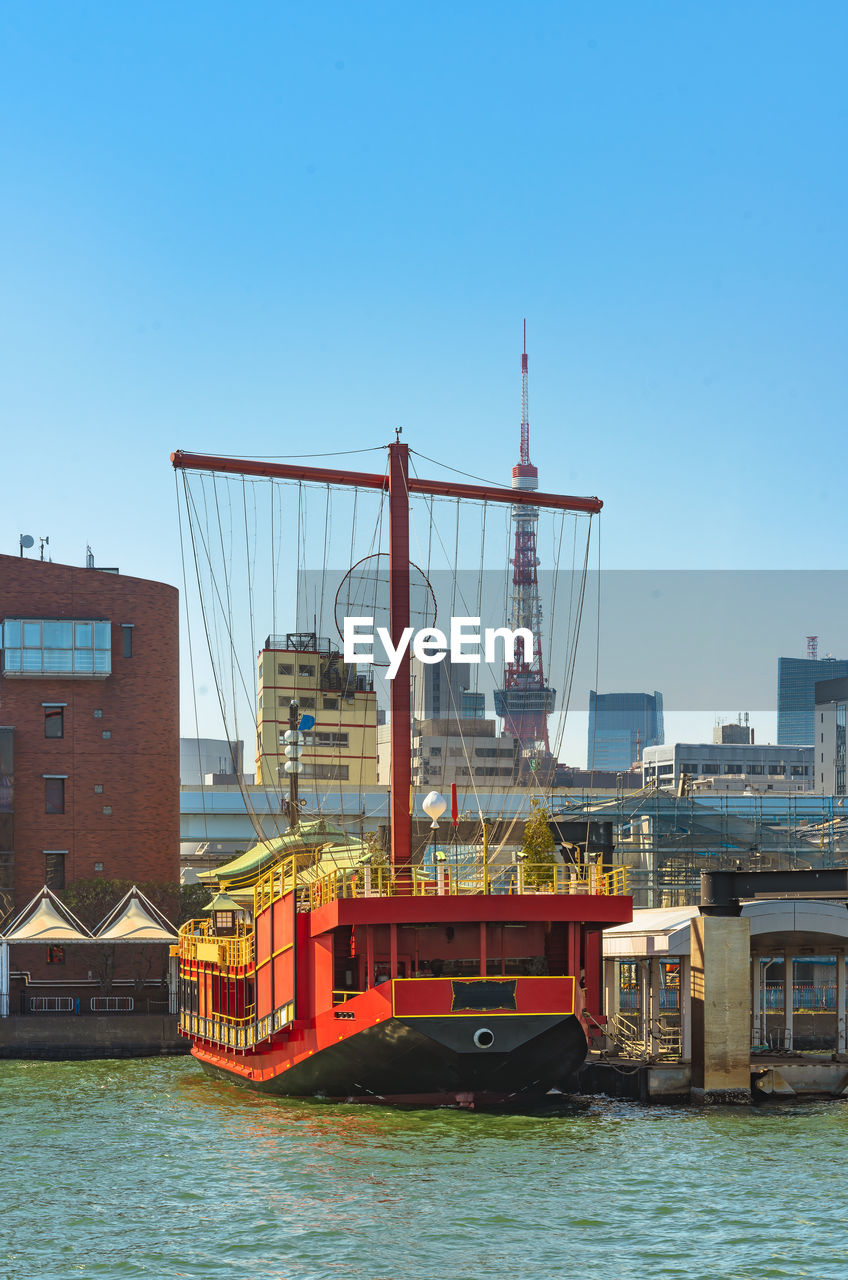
[298, 664, 314, 677]
[102, 730, 111, 740]
[44, 850, 66, 889]
[278, 663, 293, 676]
[44, 706, 64, 738]
[724, 764, 742, 775]
[306, 731, 349, 748]
[94, 784, 103, 794]
[323, 698, 338, 711]
[295, 763, 350, 781]
[93, 709, 103, 719]
[102, 805, 112, 815]
[45, 777, 65, 814]
[2, 617, 111, 677]
[747, 764, 765, 775]
[122, 624, 133, 658]
[46, 945, 65, 965]
[300, 697, 315, 709]
[768, 764, 785, 775]
[94, 861, 104, 872]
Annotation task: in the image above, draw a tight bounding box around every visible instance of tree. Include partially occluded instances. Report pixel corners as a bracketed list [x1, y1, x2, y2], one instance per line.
[521, 799, 557, 887]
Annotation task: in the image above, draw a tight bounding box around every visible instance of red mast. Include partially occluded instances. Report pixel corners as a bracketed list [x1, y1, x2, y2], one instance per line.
[493, 324, 556, 761]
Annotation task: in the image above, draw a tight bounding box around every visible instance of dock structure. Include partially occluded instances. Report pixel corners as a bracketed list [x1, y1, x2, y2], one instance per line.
[596, 883, 848, 1103]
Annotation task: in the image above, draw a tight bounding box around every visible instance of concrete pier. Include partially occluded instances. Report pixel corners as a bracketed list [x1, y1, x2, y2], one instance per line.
[690, 914, 751, 1102]
[0, 1015, 189, 1060]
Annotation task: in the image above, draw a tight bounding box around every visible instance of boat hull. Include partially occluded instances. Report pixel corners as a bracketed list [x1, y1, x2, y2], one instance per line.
[195, 1011, 587, 1107]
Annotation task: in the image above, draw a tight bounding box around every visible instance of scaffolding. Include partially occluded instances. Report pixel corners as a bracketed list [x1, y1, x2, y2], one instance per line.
[551, 791, 848, 908]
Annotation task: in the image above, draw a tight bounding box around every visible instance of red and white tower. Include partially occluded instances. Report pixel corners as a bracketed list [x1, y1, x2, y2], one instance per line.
[493, 324, 556, 761]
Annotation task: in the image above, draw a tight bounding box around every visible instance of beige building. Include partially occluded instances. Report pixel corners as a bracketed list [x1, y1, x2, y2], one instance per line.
[256, 632, 377, 788]
[379, 717, 518, 789]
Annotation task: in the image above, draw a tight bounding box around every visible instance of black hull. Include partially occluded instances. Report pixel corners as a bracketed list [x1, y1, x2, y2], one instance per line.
[199, 1013, 588, 1107]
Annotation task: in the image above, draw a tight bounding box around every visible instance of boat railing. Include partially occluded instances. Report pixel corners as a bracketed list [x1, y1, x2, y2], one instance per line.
[250, 855, 628, 914]
[178, 919, 255, 968]
[180, 1010, 258, 1049]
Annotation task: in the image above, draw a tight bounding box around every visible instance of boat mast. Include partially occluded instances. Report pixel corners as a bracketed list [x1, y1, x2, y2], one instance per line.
[171, 445, 602, 869]
[387, 434, 412, 864]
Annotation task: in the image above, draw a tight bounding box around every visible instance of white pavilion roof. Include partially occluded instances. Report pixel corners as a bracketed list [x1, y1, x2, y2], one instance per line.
[93, 887, 178, 942]
[3, 887, 93, 943]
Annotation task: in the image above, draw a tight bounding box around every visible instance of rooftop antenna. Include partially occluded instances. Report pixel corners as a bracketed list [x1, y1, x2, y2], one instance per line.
[39, 536, 49, 562]
[86, 545, 95, 569]
[19, 534, 34, 558]
[807, 635, 819, 660]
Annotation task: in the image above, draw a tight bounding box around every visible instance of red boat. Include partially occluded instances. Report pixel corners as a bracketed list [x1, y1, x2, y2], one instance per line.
[172, 440, 632, 1105]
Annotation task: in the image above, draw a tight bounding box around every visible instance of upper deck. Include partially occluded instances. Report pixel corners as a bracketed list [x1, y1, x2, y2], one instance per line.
[178, 857, 631, 969]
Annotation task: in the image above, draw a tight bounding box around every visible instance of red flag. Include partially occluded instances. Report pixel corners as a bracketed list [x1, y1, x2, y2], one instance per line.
[451, 782, 459, 826]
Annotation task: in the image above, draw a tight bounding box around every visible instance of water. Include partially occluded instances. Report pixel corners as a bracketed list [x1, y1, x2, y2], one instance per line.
[2, 1058, 847, 1280]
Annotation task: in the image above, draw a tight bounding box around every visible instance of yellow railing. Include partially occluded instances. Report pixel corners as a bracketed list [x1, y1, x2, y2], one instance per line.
[295, 861, 629, 909]
[178, 919, 255, 968]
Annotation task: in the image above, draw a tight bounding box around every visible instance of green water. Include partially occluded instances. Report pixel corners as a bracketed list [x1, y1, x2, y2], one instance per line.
[1, 1058, 846, 1280]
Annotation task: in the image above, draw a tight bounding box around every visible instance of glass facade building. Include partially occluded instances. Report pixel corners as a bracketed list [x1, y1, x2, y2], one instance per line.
[777, 658, 848, 745]
[588, 690, 664, 771]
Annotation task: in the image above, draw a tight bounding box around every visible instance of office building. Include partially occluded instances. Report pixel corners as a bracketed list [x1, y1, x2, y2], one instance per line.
[180, 738, 244, 786]
[777, 657, 848, 745]
[412, 656, 483, 724]
[814, 676, 848, 794]
[256, 632, 377, 787]
[587, 690, 664, 771]
[642, 742, 813, 793]
[379, 718, 518, 788]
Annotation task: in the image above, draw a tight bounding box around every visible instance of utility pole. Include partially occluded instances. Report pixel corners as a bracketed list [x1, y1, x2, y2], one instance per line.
[284, 699, 302, 830]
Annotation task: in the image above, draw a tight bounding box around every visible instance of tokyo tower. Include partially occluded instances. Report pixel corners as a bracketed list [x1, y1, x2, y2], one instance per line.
[493, 324, 556, 763]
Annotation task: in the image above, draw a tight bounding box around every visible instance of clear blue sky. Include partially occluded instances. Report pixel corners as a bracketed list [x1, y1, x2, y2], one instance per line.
[2, 3, 846, 757]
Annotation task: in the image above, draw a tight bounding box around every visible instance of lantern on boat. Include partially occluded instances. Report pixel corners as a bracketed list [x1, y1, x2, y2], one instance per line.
[422, 790, 447, 829]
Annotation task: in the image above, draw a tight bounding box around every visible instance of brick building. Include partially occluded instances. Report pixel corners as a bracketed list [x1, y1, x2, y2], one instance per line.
[0, 552, 179, 930]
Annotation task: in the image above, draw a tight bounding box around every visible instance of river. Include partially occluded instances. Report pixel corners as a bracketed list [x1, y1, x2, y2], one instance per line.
[2, 1057, 845, 1279]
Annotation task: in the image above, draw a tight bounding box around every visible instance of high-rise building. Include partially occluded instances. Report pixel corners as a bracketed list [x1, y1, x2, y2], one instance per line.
[588, 691, 664, 772]
[777, 657, 848, 745]
[412, 656, 481, 725]
[0, 551, 179, 915]
[256, 632, 377, 787]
